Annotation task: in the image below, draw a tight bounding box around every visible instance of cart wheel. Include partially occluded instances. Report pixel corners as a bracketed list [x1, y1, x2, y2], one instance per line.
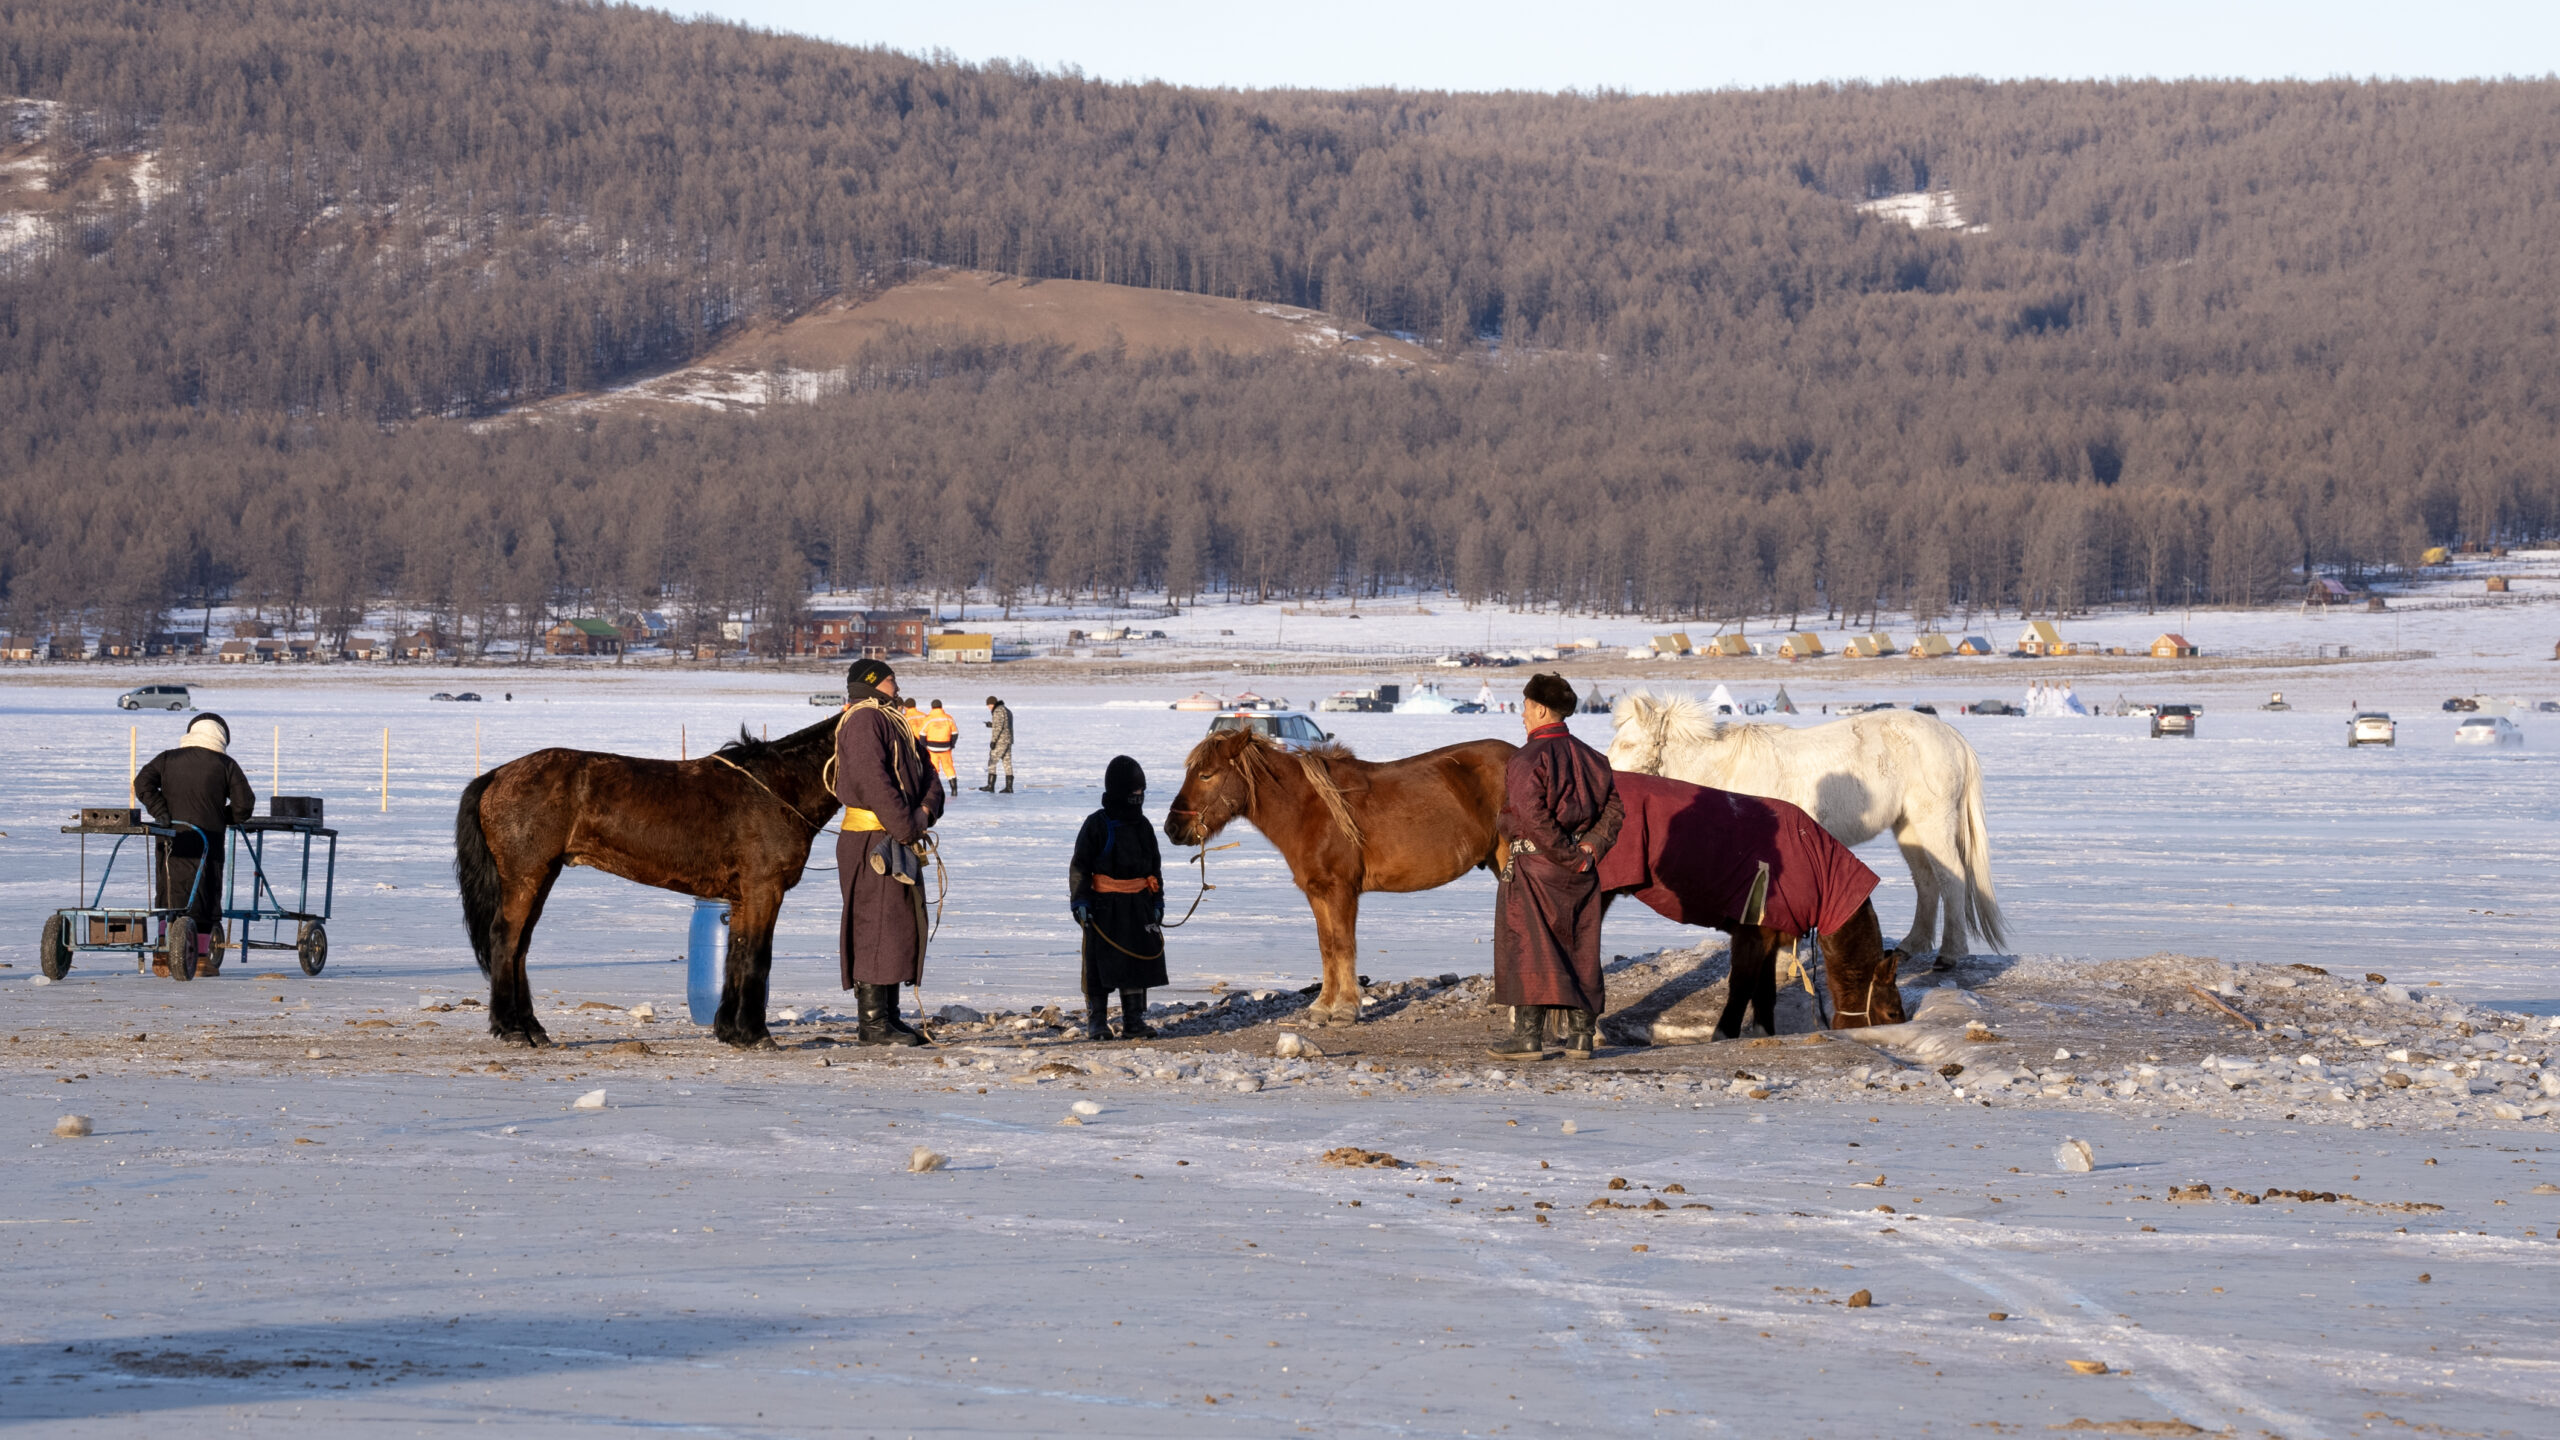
[297, 920, 328, 976]
[38, 914, 72, 980]
[165, 918, 197, 982]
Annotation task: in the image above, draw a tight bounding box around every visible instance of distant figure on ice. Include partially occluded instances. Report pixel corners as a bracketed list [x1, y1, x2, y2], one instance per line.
[1070, 755, 1165, 1041]
[832, 659, 945, 1047]
[1489, 673, 1623, 1062]
[980, 695, 1015, 793]
[134, 713, 255, 968]
[918, 699, 959, 786]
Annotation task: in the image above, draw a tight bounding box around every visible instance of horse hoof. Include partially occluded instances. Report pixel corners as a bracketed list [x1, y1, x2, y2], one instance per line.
[724, 1034, 778, 1051]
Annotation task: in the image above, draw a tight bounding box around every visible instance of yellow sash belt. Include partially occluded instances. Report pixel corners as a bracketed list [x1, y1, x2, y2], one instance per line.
[840, 807, 883, 833]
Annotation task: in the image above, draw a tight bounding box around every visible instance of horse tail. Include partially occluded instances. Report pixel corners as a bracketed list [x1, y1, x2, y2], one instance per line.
[1952, 742, 2008, 952]
[454, 770, 503, 977]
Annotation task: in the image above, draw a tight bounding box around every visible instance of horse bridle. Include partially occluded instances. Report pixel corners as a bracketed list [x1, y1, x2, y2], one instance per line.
[708, 753, 839, 834]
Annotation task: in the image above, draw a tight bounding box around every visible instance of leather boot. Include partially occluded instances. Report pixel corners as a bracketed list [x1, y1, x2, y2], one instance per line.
[1082, 991, 1113, 1042]
[1000, 775, 1014, 794]
[1118, 989, 1156, 1040]
[854, 984, 892, 1045]
[857, 983, 927, 1047]
[1560, 1007, 1598, 1061]
[1485, 1004, 1553, 1061]
[979, 775, 996, 793]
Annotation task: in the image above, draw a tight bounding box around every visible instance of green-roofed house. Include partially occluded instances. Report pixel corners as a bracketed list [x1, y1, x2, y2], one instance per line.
[545, 618, 625, 657]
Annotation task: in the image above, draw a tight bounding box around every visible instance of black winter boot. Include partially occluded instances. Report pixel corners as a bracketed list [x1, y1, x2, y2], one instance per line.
[1000, 775, 1014, 794]
[1118, 989, 1156, 1040]
[1082, 991, 1113, 1042]
[856, 984, 927, 1047]
[1560, 1007, 1598, 1062]
[1485, 1005, 1554, 1061]
[979, 775, 996, 793]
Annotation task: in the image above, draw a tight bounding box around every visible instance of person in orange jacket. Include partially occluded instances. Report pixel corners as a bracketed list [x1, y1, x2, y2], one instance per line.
[918, 699, 960, 784]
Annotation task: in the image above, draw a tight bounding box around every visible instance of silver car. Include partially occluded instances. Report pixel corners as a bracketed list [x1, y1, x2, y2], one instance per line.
[117, 684, 193, 712]
[2348, 712, 2395, 747]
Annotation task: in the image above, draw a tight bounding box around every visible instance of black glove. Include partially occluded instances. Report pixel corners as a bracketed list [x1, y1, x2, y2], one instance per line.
[1071, 901, 1091, 928]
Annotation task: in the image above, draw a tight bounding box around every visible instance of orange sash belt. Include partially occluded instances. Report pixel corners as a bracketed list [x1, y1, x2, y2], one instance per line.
[1090, 874, 1161, 895]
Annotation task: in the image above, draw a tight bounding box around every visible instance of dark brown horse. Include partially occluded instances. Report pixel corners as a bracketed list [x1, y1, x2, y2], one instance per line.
[454, 714, 838, 1048]
[1165, 729, 1514, 1026]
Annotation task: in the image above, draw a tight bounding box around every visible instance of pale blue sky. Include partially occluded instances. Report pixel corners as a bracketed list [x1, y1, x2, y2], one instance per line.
[673, 1, 2558, 92]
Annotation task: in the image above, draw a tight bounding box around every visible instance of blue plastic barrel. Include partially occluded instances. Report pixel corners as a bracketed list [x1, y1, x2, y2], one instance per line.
[686, 898, 731, 1026]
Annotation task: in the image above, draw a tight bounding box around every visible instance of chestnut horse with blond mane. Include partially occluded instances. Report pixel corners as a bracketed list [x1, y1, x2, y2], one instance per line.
[1165, 729, 1513, 1027]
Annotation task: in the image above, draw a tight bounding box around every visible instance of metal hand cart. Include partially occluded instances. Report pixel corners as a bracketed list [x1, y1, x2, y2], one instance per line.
[40, 808, 209, 982]
[224, 796, 335, 976]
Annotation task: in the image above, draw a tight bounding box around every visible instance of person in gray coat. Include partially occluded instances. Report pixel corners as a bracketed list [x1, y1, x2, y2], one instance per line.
[980, 695, 1015, 793]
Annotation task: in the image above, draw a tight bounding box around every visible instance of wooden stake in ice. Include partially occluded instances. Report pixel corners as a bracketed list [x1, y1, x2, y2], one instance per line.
[2188, 986, 2259, 1031]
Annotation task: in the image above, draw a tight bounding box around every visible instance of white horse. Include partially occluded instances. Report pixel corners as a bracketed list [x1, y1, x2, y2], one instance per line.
[1607, 692, 2008, 959]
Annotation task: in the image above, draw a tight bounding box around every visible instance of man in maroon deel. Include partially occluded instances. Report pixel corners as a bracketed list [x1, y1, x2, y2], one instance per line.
[1490, 672, 1624, 1062]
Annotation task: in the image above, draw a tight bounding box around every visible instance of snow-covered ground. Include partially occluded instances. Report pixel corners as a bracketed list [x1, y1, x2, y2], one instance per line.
[6, 588, 2559, 1434]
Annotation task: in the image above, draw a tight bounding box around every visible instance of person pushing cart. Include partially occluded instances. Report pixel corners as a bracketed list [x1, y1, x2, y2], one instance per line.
[133, 714, 254, 970]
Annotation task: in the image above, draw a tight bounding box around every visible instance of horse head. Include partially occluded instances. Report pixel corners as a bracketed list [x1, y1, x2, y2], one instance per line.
[1607, 690, 1674, 774]
[1165, 726, 1268, 847]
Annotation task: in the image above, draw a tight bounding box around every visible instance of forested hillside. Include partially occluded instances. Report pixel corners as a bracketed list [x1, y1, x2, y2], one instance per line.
[4, 0, 2557, 649]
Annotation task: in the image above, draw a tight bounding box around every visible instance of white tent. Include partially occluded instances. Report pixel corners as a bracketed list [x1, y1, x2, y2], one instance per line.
[1704, 682, 1738, 714]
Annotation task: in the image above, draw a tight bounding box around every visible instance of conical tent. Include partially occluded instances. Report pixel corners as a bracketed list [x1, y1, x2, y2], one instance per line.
[1770, 685, 1798, 714]
[1704, 682, 1738, 714]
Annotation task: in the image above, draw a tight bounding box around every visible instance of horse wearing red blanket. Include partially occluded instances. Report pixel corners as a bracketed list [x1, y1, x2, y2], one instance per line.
[1598, 772, 1910, 1037]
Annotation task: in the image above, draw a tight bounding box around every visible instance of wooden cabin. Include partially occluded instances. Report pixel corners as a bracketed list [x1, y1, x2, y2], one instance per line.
[545, 619, 624, 657]
[1649, 632, 1693, 657]
[926, 632, 995, 664]
[2150, 633, 2198, 658]
[2307, 578, 2351, 606]
[2016, 620, 2065, 656]
[1909, 633, 1955, 659]
[1702, 634, 1751, 658]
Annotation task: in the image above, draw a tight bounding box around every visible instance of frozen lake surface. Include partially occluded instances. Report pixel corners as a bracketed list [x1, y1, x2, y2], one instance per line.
[6, 600, 2560, 1435]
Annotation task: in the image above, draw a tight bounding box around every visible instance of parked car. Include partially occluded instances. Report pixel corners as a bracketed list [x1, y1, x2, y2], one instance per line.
[452, 692, 482, 702]
[428, 692, 457, 702]
[2150, 703, 2198, 738]
[2348, 712, 2396, 747]
[2454, 716, 2522, 746]
[1207, 711, 1332, 749]
[116, 683, 192, 711]
[1967, 699, 2021, 716]
[2443, 696, 2480, 712]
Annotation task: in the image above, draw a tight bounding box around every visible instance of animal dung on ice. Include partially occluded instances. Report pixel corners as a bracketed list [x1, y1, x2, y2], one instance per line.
[909, 1146, 947, 1172]
[1845, 1289, 1872, 1308]
[2054, 1138, 2096, 1173]
[2065, 1359, 2110, 1375]
[52, 1114, 91, 1138]
[573, 1088, 608, 1109]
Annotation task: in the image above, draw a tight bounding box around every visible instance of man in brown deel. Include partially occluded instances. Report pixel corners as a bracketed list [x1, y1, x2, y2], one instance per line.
[1489, 672, 1623, 1062]
[832, 658, 946, 1046]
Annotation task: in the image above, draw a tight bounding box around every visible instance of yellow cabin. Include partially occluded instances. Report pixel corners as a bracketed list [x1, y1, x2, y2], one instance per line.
[2150, 633, 2197, 658]
[1778, 632, 1826, 659]
[1703, 634, 1751, 658]
[1909, 633, 1955, 659]
[2017, 620, 2064, 656]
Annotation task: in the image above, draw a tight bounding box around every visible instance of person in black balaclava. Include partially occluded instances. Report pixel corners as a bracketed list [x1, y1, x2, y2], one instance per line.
[133, 713, 255, 965]
[1068, 754, 1166, 1041]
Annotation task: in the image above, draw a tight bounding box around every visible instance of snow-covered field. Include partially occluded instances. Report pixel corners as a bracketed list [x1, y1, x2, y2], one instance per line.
[5, 588, 2559, 1434]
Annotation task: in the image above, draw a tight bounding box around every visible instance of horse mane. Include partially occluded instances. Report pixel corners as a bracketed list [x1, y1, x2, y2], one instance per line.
[1184, 727, 1363, 846]
[715, 713, 839, 767]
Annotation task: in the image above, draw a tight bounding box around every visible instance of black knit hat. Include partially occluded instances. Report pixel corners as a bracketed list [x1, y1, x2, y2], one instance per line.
[1103, 754, 1147, 813]
[845, 658, 895, 701]
[1523, 672, 1578, 716]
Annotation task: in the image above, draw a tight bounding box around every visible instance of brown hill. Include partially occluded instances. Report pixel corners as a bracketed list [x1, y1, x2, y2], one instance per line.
[592, 270, 1438, 413]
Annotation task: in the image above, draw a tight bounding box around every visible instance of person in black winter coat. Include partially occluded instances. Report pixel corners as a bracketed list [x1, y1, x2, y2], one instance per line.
[133, 713, 255, 961]
[1069, 754, 1166, 1041]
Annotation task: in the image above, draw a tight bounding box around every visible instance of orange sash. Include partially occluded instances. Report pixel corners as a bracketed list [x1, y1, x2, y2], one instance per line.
[1090, 874, 1161, 895]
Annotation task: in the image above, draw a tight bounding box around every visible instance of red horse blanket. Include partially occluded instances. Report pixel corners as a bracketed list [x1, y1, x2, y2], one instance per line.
[1596, 772, 1879, 938]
